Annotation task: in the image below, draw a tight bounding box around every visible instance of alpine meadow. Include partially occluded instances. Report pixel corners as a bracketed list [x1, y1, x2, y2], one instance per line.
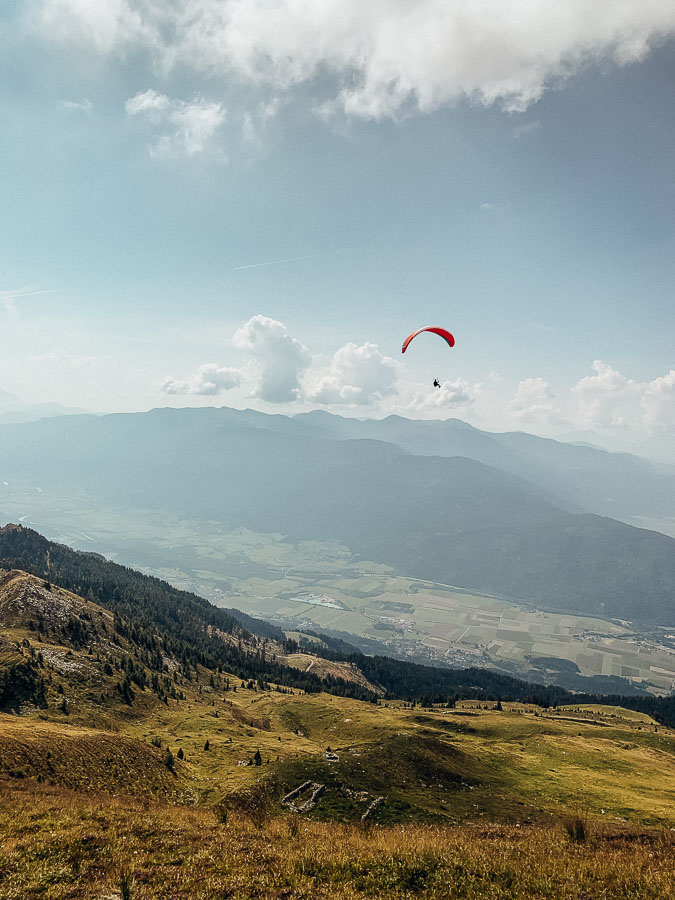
[1, 3, 675, 898]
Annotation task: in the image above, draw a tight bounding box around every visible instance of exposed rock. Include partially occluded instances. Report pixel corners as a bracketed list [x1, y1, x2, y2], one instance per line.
[361, 796, 385, 822]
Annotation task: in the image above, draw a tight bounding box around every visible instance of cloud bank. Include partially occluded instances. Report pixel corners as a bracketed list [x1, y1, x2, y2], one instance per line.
[37, 1, 675, 120]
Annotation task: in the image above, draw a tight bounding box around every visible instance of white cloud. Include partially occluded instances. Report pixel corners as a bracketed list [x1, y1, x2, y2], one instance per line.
[642, 369, 675, 431]
[510, 119, 542, 140]
[35, 2, 675, 120]
[161, 363, 241, 396]
[307, 342, 398, 406]
[232, 315, 310, 403]
[39, 0, 151, 52]
[407, 378, 475, 414]
[572, 360, 643, 430]
[510, 376, 562, 425]
[125, 90, 225, 157]
[61, 98, 93, 114]
[125, 88, 169, 116]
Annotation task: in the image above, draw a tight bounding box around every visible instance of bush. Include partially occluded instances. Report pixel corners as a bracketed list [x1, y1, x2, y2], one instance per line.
[221, 778, 280, 829]
[215, 806, 228, 824]
[119, 871, 133, 900]
[564, 816, 588, 843]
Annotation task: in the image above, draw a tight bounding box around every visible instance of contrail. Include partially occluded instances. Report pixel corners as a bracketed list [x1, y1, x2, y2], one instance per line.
[0, 286, 56, 300]
[233, 253, 323, 271]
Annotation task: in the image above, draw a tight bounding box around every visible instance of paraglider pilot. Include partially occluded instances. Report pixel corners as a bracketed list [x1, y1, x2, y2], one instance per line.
[433, 378, 441, 389]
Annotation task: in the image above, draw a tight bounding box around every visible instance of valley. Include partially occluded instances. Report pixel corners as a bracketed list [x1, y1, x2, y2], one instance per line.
[2, 483, 673, 696]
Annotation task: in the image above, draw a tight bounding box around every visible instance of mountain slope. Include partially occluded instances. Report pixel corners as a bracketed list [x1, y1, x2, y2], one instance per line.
[0, 526, 378, 703]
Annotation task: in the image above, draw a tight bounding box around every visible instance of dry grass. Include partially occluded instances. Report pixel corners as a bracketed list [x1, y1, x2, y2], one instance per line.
[0, 779, 673, 899]
[0, 717, 191, 802]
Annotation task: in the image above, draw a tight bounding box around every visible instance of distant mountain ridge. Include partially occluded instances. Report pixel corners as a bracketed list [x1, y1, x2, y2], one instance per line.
[1, 407, 674, 624]
[293, 411, 675, 529]
[0, 389, 88, 425]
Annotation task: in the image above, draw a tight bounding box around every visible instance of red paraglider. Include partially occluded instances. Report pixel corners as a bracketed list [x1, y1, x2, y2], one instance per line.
[401, 326, 455, 354]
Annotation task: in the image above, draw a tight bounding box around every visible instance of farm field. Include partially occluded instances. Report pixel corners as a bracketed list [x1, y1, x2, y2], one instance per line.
[1, 486, 674, 694]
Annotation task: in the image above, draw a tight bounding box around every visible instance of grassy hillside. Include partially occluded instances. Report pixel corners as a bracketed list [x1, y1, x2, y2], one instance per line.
[4, 777, 675, 899]
[2, 565, 674, 897]
[2, 780, 673, 899]
[2, 568, 673, 828]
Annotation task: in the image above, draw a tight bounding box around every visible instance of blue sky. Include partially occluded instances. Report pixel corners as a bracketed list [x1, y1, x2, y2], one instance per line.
[1, 2, 674, 452]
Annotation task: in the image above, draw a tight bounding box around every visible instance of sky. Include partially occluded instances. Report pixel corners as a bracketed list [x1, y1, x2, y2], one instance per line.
[1, 1, 674, 454]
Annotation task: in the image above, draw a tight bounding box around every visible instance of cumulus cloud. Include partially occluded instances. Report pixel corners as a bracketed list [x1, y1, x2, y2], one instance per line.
[233, 315, 310, 402]
[161, 363, 241, 396]
[125, 89, 225, 156]
[307, 342, 398, 406]
[572, 360, 643, 430]
[510, 376, 562, 424]
[36, 1, 675, 120]
[642, 369, 675, 431]
[407, 378, 475, 413]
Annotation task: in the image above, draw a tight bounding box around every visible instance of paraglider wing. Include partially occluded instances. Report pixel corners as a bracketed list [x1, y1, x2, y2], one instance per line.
[401, 326, 455, 354]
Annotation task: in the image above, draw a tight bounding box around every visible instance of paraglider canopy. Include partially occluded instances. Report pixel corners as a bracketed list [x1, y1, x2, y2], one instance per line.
[401, 326, 455, 354]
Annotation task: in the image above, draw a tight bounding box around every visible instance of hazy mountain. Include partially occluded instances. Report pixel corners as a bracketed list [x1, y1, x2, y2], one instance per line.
[1, 407, 674, 624]
[558, 428, 675, 468]
[294, 411, 675, 529]
[0, 390, 88, 425]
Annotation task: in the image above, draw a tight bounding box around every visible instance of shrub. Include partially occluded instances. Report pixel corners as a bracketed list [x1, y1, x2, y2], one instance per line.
[119, 871, 133, 900]
[564, 816, 588, 843]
